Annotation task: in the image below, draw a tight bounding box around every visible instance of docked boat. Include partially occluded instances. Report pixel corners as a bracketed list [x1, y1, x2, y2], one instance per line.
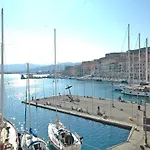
[48, 118, 83, 150]
[48, 29, 83, 150]
[0, 8, 19, 150]
[114, 84, 125, 91]
[120, 80, 128, 84]
[20, 63, 49, 150]
[121, 34, 150, 97]
[121, 85, 150, 97]
[21, 74, 26, 79]
[0, 118, 19, 150]
[21, 131, 48, 150]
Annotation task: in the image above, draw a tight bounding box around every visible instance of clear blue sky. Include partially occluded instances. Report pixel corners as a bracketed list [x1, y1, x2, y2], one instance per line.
[1, 0, 150, 64]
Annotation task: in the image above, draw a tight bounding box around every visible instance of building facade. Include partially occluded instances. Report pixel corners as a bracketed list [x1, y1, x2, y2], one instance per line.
[63, 47, 150, 83]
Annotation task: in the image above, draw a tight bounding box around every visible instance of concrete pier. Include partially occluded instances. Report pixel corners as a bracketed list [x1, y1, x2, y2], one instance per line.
[22, 95, 150, 149]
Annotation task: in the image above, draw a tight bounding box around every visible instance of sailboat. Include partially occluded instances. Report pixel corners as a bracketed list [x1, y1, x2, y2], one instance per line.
[48, 29, 83, 150]
[114, 24, 150, 97]
[114, 24, 130, 91]
[121, 38, 150, 97]
[20, 63, 49, 150]
[0, 8, 19, 150]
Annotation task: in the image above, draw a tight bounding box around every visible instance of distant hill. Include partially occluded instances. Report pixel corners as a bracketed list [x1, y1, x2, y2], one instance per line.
[1, 62, 81, 73]
[1, 64, 45, 73]
[29, 62, 81, 73]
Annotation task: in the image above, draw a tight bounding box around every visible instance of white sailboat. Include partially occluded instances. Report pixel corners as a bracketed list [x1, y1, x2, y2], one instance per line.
[114, 24, 130, 91]
[20, 63, 49, 150]
[122, 38, 150, 97]
[48, 29, 83, 150]
[114, 84, 125, 91]
[0, 8, 19, 150]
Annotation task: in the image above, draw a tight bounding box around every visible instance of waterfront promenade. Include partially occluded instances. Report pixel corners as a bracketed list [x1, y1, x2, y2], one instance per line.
[23, 95, 150, 150]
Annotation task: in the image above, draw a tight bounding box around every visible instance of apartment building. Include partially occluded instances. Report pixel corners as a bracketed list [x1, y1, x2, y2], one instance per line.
[63, 65, 81, 77]
[63, 47, 150, 83]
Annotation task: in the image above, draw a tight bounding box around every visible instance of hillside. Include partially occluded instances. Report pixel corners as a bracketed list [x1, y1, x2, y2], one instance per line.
[1, 62, 81, 73]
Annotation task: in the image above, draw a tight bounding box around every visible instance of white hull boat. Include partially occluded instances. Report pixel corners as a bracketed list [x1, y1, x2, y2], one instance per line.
[0, 118, 19, 150]
[48, 121, 83, 150]
[0, 8, 19, 150]
[121, 86, 150, 97]
[48, 29, 83, 150]
[21, 131, 48, 150]
[114, 84, 125, 91]
[20, 63, 49, 150]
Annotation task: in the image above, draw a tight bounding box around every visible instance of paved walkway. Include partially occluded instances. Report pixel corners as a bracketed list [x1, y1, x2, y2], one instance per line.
[24, 95, 150, 150]
[107, 128, 150, 150]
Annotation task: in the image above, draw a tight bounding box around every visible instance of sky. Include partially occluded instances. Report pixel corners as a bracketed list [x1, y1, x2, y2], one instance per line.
[0, 0, 150, 65]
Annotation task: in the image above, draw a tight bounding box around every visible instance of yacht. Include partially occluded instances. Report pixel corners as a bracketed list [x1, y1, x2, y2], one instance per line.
[0, 8, 19, 150]
[48, 29, 83, 150]
[48, 118, 83, 150]
[21, 131, 48, 150]
[121, 85, 150, 97]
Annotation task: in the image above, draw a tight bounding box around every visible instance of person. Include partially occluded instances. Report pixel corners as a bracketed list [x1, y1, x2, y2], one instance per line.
[38, 144, 42, 150]
[35, 143, 42, 150]
[138, 105, 140, 110]
[18, 133, 22, 150]
[140, 100, 142, 105]
[118, 96, 122, 101]
[97, 106, 100, 115]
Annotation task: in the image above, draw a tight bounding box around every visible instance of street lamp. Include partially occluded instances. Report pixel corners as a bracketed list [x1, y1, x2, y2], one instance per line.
[111, 81, 114, 107]
[143, 87, 148, 146]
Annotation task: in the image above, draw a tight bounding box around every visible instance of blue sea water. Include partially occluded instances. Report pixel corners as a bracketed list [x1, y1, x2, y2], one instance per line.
[4, 74, 132, 150]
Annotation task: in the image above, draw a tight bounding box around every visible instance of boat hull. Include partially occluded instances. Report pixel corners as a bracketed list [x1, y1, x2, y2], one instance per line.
[1, 119, 19, 150]
[121, 88, 150, 97]
[21, 132, 48, 150]
[114, 84, 124, 91]
[48, 123, 81, 150]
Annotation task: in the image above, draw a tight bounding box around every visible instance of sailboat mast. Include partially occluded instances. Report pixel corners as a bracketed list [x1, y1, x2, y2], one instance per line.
[128, 24, 131, 85]
[54, 29, 59, 125]
[54, 29, 57, 97]
[139, 33, 141, 84]
[27, 63, 32, 129]
[146, 38, 148, 82]
[24, 65, 29, 132]
[24, 80, 28, 132]
[132, 52, 134, 84]
[1, 8, 4, 124]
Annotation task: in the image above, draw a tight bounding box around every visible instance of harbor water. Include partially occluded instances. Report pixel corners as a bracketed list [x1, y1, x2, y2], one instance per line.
[4, 74, 133, 150]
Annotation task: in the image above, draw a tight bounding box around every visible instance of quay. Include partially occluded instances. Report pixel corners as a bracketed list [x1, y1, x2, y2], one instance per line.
[22, 95, 150, 150]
